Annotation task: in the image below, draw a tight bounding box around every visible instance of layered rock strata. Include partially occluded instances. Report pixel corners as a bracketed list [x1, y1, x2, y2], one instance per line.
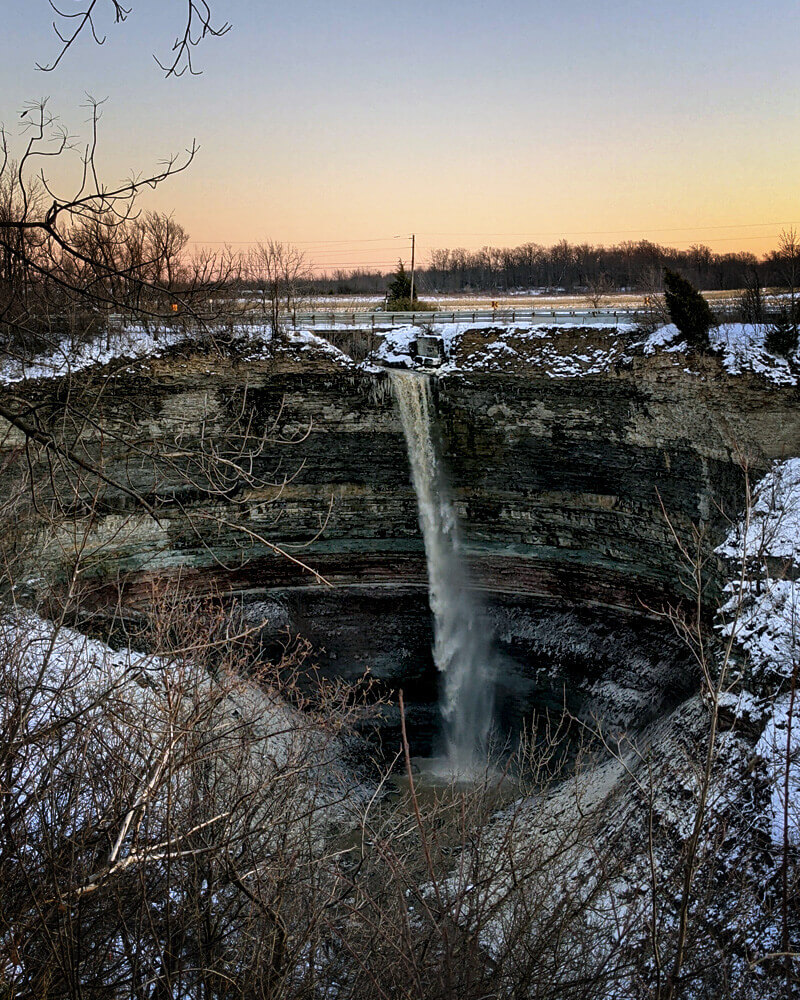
[3, 329, 799, 731]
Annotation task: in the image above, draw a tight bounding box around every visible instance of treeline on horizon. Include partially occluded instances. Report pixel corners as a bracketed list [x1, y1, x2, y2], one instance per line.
[308, 238, 793, 296]
[4, 192, 796, 351]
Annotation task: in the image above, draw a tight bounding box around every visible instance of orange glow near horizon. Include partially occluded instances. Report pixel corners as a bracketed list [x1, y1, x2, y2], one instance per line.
[177, 225, 796, 276]
[138, 89, 800, 274]
[4, 2, 798, 279]
[147, 136, 799, 272]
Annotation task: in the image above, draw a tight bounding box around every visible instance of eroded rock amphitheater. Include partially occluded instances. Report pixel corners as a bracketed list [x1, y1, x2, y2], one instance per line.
[5, 322, 800, 993]
[13, 327, 796, 740]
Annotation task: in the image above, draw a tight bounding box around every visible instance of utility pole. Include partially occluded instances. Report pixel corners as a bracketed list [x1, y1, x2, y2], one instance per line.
[394, 233, 416, 305]
[410, 233, 416, 304]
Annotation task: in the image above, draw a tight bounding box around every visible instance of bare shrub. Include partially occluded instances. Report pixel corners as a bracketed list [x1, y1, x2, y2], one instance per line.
[0, 586, 367, 999]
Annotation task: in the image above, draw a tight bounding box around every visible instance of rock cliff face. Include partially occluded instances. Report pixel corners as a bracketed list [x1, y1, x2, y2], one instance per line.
[5, 329, 800, 740]
[41, 341, 796, 605]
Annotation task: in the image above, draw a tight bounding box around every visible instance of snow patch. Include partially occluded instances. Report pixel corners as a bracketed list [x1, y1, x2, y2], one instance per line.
[370, 321, 636, 377]
[716, 457, 800, 843]
[371, 323, 467, 366]
[644, 323, 799, 385]
[755, 694, 800, 845]
[0, 325, 185, 383]
[0, 323, 358, 385]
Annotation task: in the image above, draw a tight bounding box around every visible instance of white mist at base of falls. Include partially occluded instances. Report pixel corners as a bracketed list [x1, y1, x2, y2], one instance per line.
[391, 370, 496, 774]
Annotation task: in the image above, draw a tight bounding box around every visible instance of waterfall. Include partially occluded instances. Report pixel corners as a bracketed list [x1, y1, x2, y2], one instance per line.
[391, 370, 496, 773]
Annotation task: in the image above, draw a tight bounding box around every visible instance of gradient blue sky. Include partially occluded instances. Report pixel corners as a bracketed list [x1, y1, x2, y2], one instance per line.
[3, 1, 799, 267]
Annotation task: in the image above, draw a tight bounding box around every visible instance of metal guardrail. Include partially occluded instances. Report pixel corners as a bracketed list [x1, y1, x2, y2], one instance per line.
[287, 308, 649, 329]
[201, 304, 743, 332]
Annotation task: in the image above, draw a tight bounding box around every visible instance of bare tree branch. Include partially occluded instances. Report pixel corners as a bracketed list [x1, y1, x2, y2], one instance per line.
[37, 1, 231, 79]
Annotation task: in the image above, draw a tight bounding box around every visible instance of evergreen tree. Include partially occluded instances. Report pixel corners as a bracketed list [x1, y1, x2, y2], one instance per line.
[765, 307, 799, 358]
[663, 269, 714, 350]
[386, 260, 417, 309]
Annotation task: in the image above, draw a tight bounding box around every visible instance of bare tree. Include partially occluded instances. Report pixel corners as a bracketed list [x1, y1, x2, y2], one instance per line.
[0, 96, 257, 515]
[587, 271, 612, 310]
[0, 97, 201, 333]
[740, 266, 764, 324]
[0, 578, 370, 999]
[249, 241, 312, 339]
[769, 227, 800, 329]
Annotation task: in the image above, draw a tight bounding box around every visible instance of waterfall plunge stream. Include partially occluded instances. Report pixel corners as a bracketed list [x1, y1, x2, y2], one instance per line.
[391, 371, 496, 774]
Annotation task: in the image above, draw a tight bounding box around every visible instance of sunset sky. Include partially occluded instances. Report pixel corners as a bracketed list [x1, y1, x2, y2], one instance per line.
[3, 1, 799, 271]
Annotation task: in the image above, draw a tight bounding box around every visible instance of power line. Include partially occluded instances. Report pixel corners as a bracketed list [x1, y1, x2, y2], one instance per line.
[306, 262, 398, 269]
[187, 228, 795, 257]
[418, 221, 799, 238]
[651, 233, 786, 246]
[294, 247, 404, 259]
[188, 236, 398, 246]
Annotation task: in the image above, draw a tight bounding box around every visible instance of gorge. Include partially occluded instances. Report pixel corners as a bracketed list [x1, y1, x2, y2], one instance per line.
[5, 323, 799, 758]
[4, 321, 800, 993]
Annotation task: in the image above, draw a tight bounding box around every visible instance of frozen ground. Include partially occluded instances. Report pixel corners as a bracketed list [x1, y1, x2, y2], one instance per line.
[644, 322, 799, 385]
[2, 318, 798, 386]
[371, 320, 800, 383]
[0, 324, 358, 384]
